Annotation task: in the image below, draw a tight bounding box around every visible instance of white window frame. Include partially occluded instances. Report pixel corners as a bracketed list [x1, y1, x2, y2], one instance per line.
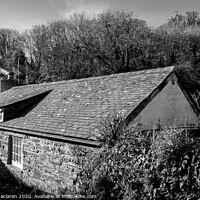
[0, 108, 4, 123]
[11, 136, 23, 169]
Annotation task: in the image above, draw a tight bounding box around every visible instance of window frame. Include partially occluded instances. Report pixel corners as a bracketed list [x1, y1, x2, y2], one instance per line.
[0, 108, 4, 123]
[8, 135, 23, 169]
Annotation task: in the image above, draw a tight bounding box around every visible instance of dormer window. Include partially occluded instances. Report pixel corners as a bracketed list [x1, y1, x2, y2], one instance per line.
[0, 108, 4, 123]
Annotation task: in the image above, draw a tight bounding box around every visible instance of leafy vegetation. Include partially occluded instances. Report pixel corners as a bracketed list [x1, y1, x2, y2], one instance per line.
[0, 10, 200, 88]
[71, 113, 200, 200]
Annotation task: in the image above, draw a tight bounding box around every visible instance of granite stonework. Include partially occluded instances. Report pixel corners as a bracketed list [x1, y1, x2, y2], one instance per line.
[0, 131, 86, 194]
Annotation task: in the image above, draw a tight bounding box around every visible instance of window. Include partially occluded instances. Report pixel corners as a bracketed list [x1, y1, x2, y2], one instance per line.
[0, 108, 4, 123]
[8, 136, 23, 169]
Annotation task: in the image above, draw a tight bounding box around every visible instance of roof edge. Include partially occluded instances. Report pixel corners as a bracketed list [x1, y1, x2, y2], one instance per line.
[0, 125, 100, 148]
[174, 71, 200, 117]
[125, 68, 176, 126]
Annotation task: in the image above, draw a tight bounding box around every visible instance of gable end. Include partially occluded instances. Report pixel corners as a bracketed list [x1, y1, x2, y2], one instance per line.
[125, 71, 199, 128]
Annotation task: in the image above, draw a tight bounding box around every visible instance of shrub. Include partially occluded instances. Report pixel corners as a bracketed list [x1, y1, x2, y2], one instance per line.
[73, 113, 200, 200]
[150, 129, 200, 199]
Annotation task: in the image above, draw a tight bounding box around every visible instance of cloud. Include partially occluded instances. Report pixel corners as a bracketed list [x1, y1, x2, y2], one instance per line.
[60, 0, 111, 17]
[2, 0, 199, 30]
[0, 18, 38, 31]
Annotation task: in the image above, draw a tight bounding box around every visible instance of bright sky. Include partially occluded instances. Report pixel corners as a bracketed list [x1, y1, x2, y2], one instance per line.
[1, 0, 200, 30]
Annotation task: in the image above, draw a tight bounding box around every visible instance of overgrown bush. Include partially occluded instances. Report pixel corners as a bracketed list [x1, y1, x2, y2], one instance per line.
[72, 113, 200, 200]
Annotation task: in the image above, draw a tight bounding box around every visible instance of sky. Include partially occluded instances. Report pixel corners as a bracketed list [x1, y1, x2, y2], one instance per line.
[1, 0, 200, 30]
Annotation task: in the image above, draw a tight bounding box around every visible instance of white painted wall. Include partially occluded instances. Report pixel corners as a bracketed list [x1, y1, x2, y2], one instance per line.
[132, 80, 199, 129]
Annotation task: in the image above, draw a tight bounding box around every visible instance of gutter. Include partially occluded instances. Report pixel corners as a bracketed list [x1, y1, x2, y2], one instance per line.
[0, 125, 100, 148]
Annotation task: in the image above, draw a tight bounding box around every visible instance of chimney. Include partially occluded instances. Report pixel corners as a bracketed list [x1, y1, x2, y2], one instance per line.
[8, 71, 14, 80]
[0, 71, 17, 93]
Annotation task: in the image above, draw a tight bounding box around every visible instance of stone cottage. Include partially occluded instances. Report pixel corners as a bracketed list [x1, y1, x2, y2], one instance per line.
[0, 66, 199, 193]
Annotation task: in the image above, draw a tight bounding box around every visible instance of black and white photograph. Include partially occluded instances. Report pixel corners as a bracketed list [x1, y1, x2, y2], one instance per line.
[0, 0, 200, 199]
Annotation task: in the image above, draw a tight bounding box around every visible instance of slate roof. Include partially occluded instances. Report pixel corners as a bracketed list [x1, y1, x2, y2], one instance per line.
[0, 66, 175, 145]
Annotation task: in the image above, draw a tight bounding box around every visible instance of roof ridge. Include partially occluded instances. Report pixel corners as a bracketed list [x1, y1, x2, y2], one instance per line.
[11, 66, 175, 89]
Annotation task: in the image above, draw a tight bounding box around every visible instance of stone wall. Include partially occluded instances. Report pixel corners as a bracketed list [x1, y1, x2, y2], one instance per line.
[0, 132, 11, 179]
[0, 131, 90, 194]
